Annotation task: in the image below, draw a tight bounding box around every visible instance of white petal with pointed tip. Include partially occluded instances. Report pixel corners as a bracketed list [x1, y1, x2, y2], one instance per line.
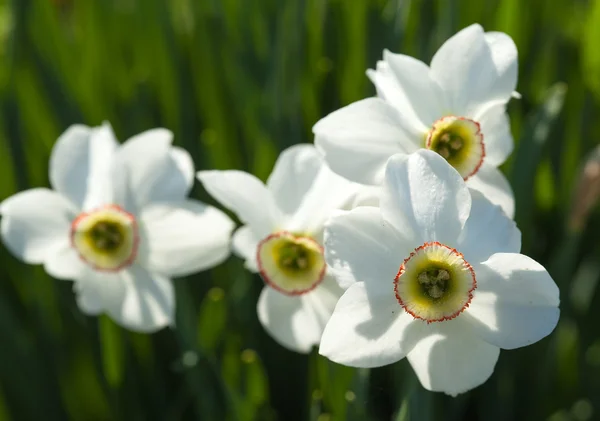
[302, 276, 344, 335]
[74, 269, 127, 317]
[44, 242, 86, 280]
[140, 199, 234, 277]
[324, 207, 412, 289]
[74, 279, 104, 315]
[476, 102, 514, 167]
[75, 265, 174, 333]
[232, 225, 259, 272]
[285, 163, 357, 235]
[457, 190, 520, 264]
[381, 150, 471, 245]
[465, 253, 559, 350]
[266, 144, 322, 215]
[380, 50, 445, 128]
[466, 163, 515, 219]
[313, 98, 417, 185]
[257, 287, 322, 353]
[483, 32, 519, 106]
[430, 24, 487, 113]
[351, 185, 381, 207]
[1, 188, 75, 263]
[167, 146, 196, 196]
[197, 170, 282, 239]
[320, 282, 421, 367]
[49, 123, 118, 210]
[406, 318, 500, 396]
[113, 128, 194, 211]
[430, 24, 516, 116]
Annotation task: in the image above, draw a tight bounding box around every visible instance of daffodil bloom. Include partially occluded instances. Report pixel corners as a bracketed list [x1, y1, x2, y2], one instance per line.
[0, 123, 234, 332]
[314, 24, 517, 217]
[198, 144, 357, 353]
[320, 150, 559, 396]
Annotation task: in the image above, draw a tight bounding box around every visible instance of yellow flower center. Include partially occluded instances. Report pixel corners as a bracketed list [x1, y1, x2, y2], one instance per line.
[257, 231, 325, 296]
[394, 241, 476, 323]
[70, 205, 138, 271]
[426, 116, 485, 180]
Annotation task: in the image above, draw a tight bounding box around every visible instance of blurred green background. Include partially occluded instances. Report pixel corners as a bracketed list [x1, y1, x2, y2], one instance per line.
[0, 0, 599, 420]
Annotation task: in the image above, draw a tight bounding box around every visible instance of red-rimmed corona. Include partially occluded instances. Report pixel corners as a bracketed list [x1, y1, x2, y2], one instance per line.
[425, 116, 485, 181]
[70, 204, 139, 272]
[394, 241, 476, 323]
[256, 231, 326, 296]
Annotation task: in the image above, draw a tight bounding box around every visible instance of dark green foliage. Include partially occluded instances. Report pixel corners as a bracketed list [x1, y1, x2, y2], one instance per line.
[0, 0, 599, 420]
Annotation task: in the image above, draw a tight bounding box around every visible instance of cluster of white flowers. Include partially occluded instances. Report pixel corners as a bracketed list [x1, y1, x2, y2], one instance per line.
[0, 24, 559, 395]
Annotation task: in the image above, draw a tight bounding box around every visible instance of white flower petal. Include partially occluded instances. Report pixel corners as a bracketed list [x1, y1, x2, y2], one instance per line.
[266, 144, 322, 215]
[301, 275, 344, 334]
[140, 199, 234, 277]
[76, 265, 174, 332]
[483, 31, 519, 107]
[117, 265, 174, 332]
[168, 146, 196, 195]
[257, 286, 322, 353]
[197, 170, 282, 239]
[49, 123, 118, 210]
[466, 163, 515, 219]
[232, 225, 259, 272]
[313, 98, 417, 185]
[0, 188, 75, 263]
[407, 319, 500, 396]
[44, 242, 86, 280]
[476, 103, 514, 167]
[320, 282, 422, 368]
[377, 51, 446, 128]
[74, 280, 104, 315]
[382, 150, 471, 245]
[74, 269, 127, 317]
[430, 24, 516, 116]
[351, 185, 381, 207]
[324, 207, 413, 289]
[457, 189, 520, 264]
[112, 128, 193, 210]
[465, 253, 560, 350]
[285, 163, 357, 235]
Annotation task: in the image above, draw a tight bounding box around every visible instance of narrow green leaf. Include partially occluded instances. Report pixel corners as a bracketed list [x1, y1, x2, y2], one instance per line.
[582, 0, 600, 99]
[99, 315, 125, 388]
[197, 287, 228, 352]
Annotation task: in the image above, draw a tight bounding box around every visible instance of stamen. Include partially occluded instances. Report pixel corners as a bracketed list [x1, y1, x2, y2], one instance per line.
[418, 268, 450, 299]
[89, 221, 123, 251]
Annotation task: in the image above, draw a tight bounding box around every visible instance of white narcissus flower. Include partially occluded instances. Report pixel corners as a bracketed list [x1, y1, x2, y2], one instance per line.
[314, 23, 517, 217]
[0, 123, 234, 332]
[320, 150, 559, 396]
[197, 144, 357, 353]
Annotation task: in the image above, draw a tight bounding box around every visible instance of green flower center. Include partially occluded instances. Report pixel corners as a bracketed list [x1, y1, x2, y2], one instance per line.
[88, 221, 124, 252]
[278, 242, 311, 272]
[417, 267, 450, 299]
[429, 132, 464, 160]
